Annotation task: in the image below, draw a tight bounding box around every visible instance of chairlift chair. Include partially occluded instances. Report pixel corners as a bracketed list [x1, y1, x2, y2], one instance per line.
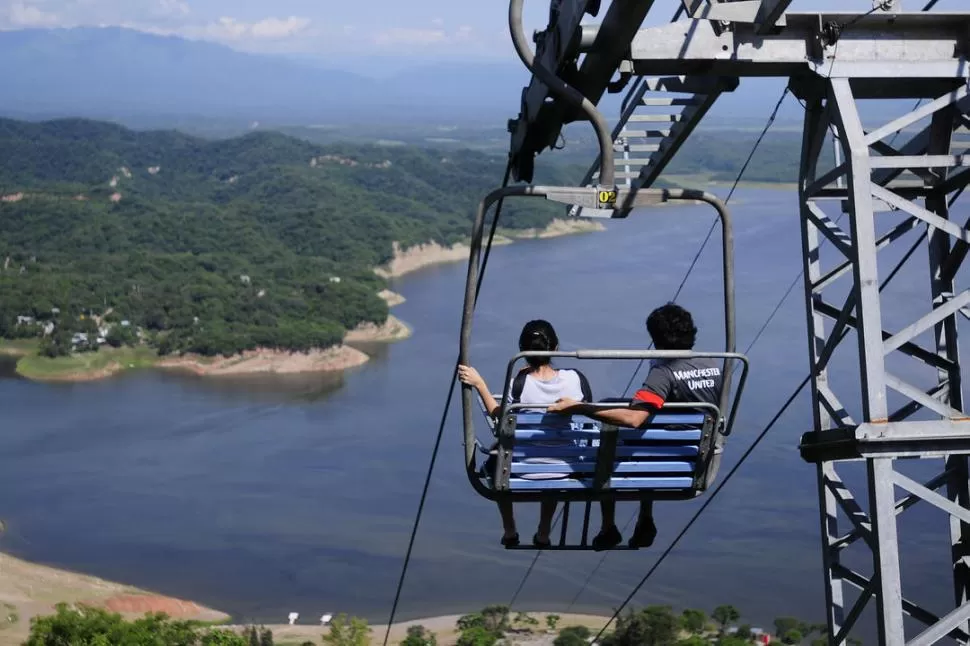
[458, 185, 750, 550]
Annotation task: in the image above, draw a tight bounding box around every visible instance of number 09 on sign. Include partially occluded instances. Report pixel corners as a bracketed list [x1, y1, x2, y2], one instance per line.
[598, 190, 617, 208]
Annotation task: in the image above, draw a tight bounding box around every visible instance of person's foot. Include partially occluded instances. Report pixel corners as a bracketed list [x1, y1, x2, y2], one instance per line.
[533, 532, 552, 548]
[592, 525, 622, 551]
[501, 532, 520, 547]
[628, 517, 657, 548]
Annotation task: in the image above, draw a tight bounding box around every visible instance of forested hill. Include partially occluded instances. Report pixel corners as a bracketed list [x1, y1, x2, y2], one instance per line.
[0, 118, 580, 358]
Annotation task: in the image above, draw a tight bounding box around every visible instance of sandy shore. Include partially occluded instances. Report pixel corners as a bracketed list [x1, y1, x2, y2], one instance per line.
[344, 314, 412, 343]
[156, 345, 371, 376]
[378, 289, 406, 307]
[0, 551, 227, 646]
[223, 612, 613, 646]
[374, 218, 604, 279]
[5, 215, 605, 383]
[0, 549, 611, 646]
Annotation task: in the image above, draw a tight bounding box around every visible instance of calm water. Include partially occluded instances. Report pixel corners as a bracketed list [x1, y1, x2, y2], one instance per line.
[0, 187, 966, 640]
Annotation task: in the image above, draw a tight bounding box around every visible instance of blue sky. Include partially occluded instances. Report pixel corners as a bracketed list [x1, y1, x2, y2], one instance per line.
[0, 0, 947, 61]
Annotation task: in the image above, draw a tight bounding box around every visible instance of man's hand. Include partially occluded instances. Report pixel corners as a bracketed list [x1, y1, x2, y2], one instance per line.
[548, 397, 580, 413]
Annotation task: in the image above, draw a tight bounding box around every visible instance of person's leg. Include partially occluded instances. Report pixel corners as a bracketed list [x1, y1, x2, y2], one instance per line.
[535, 500, 556, 546]
[600, 498, 616, 528]
[592, 498, 622, 550]
[629, 497, 658, 548]
[498, 500, 519, 545]
[486, 448, 519, 546]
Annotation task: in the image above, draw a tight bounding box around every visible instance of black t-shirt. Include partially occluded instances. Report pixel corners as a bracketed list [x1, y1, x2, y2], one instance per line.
[631, 357, 723, 409]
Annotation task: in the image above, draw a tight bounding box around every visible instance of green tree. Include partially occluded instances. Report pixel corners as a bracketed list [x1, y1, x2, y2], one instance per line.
[106, 323, 136, 348]
[774, 618, 803, 638]
[554, 625, 591, 646]
[715, 637, 752, 646]
[203, 630, 250, 646]
[676, 637, 708, 646]
[603, 606, 677, 646]
[321, 614, 370, 646]
[712, 606, 740, 634]
[456, 614, 484, 632]
[248, 626, 261, 646]
[401, 625, 436, 646]
[546, 614, 560, 632]
[681, 609, 707, 635]
[782, 629, 804, 644]
[38, 330, 71, 357]
[23, 603, 246, 646]
[736, 625, 752, 640]
[456, 626, 498, 646]
[260, 627, 274, 646]
[479, 605, 509, 634]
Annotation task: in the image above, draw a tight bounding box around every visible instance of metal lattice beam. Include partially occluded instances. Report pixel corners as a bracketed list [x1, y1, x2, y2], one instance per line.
[796, 76, 970, 646]
[503, 3, 970, 643]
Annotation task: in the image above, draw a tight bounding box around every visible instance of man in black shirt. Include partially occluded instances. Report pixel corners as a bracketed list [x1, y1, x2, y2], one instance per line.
[548, 303, 722, 549]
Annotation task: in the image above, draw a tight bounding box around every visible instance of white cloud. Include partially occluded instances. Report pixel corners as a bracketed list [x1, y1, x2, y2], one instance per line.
[373, 24, 475, 48]
[0, 2, 499, 57]
[198, 15, 310, 41]
[155, 0, 190, 17]
[374, 27, 446, 46]
[250, 16, 310, 39]
[5, 1, 61, 27]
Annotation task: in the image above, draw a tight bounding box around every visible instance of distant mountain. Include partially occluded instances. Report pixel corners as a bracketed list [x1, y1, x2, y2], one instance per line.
[0, 28, 531, 124]
[0, 27, 913, 131]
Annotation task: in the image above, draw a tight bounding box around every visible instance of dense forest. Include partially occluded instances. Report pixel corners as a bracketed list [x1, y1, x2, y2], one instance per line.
[0, 118, 584, 358]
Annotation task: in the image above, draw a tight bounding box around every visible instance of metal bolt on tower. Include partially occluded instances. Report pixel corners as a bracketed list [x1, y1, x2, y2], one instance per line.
[503, 1, 970, 644]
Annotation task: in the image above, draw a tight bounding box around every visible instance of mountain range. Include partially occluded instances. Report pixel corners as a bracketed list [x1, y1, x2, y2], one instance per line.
[0, 26, 842, 128]
[0, 27, 533, 125]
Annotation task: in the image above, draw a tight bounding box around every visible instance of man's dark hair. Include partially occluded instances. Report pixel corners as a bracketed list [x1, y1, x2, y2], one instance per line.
[518, 319, 559, 368]
[646, 302, 697, 350]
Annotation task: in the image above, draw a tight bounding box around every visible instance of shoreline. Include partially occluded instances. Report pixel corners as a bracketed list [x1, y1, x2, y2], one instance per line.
[4, 217, 601, 384]
[221, 611, 614, 646]
[0, 549, 613, 646]
[7, 299, 412, 384]
[155, 345, 372, 377]
[374, 217, 605, 279]
[0, 550, 229, 646]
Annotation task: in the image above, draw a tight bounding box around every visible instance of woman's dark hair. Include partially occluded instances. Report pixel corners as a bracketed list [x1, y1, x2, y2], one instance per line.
[646, 302, 697, 350]
[519, 319, 559, 368]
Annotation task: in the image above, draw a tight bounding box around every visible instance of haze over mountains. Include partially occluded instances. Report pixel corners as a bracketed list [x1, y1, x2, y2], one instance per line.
[0, 26, 834, 130]
[0, 27, 536, 125]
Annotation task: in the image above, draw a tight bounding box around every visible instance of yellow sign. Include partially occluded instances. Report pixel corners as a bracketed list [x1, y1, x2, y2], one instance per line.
[598, 190, 617, 207]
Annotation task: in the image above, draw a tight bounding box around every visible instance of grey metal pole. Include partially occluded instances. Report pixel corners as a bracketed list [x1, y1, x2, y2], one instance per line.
[508, 0, 616, 188]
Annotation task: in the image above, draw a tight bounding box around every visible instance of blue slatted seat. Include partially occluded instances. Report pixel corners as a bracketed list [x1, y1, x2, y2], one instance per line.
[482, 407, 714, 494]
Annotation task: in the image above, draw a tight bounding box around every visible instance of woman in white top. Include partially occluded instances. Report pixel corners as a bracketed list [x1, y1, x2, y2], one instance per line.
[458, 319, 593, 548]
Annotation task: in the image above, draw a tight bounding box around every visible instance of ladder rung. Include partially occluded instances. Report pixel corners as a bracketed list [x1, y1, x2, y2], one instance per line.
[615, 158, 658, 166]
[620, 129, 672, 138]
[594, 170, 650, 181]
[614, 144, 661, 153]
[640, 97, 702, 107]
[629, 114, 683, 122]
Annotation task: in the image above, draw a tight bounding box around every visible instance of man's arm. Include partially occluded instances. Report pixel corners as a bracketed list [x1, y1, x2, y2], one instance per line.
[547, 399, 652, 428]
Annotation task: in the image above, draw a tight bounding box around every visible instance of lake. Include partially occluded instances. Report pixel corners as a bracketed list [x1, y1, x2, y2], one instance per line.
[0, 186, 965, 641]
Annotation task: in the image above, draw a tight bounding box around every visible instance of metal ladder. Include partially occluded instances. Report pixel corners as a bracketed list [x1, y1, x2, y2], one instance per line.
[572, 74, 739, 217]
